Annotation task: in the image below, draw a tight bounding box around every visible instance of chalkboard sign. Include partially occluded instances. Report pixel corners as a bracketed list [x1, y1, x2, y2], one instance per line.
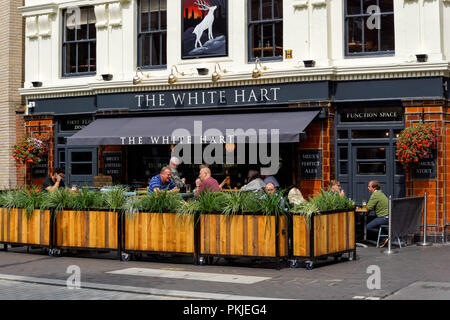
[300, 150, 322, 179]
[60, 117, 93, 131]
[413, 150, 437, 180]
[32, 157, 48, 177]
[103, 152, 122, 177]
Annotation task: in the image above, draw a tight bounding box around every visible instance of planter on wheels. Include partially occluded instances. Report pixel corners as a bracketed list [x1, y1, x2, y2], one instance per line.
[199, 213, 288, 269]
[291, 209, 356, 269]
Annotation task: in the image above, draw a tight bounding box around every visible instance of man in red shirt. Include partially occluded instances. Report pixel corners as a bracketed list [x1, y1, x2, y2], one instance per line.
[195, 167, 221, 197]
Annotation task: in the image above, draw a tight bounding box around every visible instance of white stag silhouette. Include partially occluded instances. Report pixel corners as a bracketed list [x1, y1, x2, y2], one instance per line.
[192, 0, 217, 48]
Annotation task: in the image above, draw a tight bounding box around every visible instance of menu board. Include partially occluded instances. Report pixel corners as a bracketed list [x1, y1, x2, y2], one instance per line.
[413, 151, 437, 180]
[300, 150, 322, 179]
[103, 152, 122, 177]
[31, 157, 48, 177]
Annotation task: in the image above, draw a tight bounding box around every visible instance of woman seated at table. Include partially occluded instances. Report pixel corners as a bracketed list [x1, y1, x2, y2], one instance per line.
[241, 169, 265, 192]
[329, 180, 345, 197]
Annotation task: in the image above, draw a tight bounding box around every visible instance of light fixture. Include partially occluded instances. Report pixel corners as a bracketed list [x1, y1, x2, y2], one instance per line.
[31, 81, 42, 88]
[211, 63, 228, 83]
[416, 54, 428, 63]
[197, 68, 209, 76]
[168, 65, 186, 85]
[101, 74, 113, 81]
[133, 67, 150, 85]
[303, 60, 315, 68]
[251, 57, 268, 79]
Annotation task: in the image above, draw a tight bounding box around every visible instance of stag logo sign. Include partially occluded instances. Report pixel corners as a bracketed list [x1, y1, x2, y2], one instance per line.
[182, 0, 228, 59]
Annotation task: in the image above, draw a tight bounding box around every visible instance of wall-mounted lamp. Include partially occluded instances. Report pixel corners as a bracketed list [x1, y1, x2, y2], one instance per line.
[211, 63, 228, 83]
[197, 68, 209, 76]
[31, 81, 42, 88]
[101, 74, 113, 81]
[133, 67, 150, 85]
[303, 60, 315, 68]
[168, 65, 187, 85]
[251, 57, 268, 79]
[416, 54, 428, 63]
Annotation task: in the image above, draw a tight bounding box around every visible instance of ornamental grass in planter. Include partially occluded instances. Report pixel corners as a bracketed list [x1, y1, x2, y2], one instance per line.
[290, 190, 356, 259]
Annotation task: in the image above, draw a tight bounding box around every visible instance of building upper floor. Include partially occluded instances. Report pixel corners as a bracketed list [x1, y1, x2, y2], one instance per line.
[19, 0, 450, 99]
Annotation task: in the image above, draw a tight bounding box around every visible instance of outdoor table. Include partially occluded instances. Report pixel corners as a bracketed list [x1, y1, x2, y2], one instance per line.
[179, 192, 194, 200]
[355, 207, 369, 248]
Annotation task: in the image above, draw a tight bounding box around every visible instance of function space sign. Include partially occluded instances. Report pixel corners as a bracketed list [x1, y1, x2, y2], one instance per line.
[300, 150, 322, 179]
[103, 152, 122, 177]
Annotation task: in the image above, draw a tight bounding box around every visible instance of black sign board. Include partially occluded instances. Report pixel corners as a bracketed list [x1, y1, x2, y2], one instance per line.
[60, 118, 93, 131]
[32, 157, 48, 178]
[103, 152, 122, 177]
[300, 150, 322, 179]
[340, 106, 403, 123]
[413, 150, 437, 180]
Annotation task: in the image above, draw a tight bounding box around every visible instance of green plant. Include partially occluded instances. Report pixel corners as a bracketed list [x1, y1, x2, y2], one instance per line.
[41, 188, 74, 211]
[308, 189, 354, 212]
[221, 192, 260, 215]
[396, 124, 439, 168]
[71, 188, 105, 211]
[176, 199, 200, 225]
[196, 190, 226, 214]
[139, 192, 183, 214]
[102, 186, 127, 212]
[22, 187, 45, 219]
[259, 190, 287, 217]
[290, 201, 320, 226]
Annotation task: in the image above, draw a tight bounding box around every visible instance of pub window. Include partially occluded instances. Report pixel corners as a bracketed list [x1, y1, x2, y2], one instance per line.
[138, 0, 167, 68]
[62, 7, 96, 76]
[345, 0, 394, 56]
[248, 0, 283, 61]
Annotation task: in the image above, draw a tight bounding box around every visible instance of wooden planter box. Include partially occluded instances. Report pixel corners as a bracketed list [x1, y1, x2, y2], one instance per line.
[123, 212, 195, 258]
[200, 213, 288, 267]
[291, 210, 356, 268]
[55, 210, 119, 251]
[0, 208, 51, 247]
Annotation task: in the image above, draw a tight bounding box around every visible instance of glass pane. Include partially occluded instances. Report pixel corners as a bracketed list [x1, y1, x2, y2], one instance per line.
[65, 17, 75, 41]
[72, 163, 92, 175]
[150, 0, 159, 31]
[140, 34, 151, 66]
[76, 8, 88, 40]
[151, 35, 161, 65]
[65, 43, 77, 74]
[274, 0, 282, 19]
[250, 24, 261, 59]
[140, 0, 149, 32]
[379, 0, 393, 12]
[161, 32, 167, 65]
[347, 17, 363, 53]
[71, 152, 92, 162]
[89, 42, 96, 72]
[356, 147, 386, 159]
[394, 129, 402, 139]
[57, 137, 67, 145]
[88, 7, 96, 39]
[59, 151, 66, 162]
[262, 0, 272, 20]
[347, 0, 361, 15]
[358, 162, 386, 175]
[77, 42, 89, 73]
[262, 24, 274, 57]
[380, 14, 395, 51]
[338, 130, 348, 139]
[364, 17, 379, 52]
[251, 0, 260, 21]
[274, 22, 283, 56]
[340, 161, 348, 175]
[340, 147, 348, 160]
[363, 0, 377, 13]
[395, 161, 405, 175]
[160, 0, 167, 29]
[352, 130, 390, 139]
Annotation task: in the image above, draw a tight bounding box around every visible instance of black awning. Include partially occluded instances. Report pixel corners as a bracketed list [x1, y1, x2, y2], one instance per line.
[66, 110, 319, 146]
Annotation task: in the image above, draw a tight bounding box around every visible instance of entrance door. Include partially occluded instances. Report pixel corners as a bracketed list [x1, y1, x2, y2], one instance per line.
[351, 144, 392, 204]
[67, 148, 97, 187]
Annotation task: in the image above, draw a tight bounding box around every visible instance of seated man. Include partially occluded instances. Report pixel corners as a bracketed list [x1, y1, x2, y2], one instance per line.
[365, 180, 389, 246]
[195, 167, 221, 197]
[42, 167, 66, 192]
[330, 180, 345, 197]
[167, 156, 186, 189]
[241, 170, 265, 192]
[148, 167, 179, 194]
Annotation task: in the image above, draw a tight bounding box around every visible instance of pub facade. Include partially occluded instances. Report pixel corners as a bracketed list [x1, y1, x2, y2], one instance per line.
[19, 0, 450, 242]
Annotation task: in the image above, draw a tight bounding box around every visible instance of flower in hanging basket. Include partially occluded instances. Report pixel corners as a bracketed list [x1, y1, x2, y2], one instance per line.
[396, 124, 439, 168]
[12, 135, 49, 166]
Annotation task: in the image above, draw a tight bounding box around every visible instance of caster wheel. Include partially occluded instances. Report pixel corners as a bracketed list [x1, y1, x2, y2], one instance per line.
[305, 261, 314, 270]
[199, 257, 205, 265]
[120, 253, 130, 262]
[48, 249, 54, 256]
[348, 252, 354, 261]
[52, 249, 61, 257]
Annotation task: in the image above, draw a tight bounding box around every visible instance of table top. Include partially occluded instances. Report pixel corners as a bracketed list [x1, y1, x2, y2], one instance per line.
[355, 207, 368, 213]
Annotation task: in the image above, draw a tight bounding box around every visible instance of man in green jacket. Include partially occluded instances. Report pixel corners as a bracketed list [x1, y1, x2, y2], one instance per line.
[365, 180, 389, 246]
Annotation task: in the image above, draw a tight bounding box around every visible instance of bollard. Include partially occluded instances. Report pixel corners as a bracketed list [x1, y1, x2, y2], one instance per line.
[382, 195, 398, 255]
[416, 192, 432, 247]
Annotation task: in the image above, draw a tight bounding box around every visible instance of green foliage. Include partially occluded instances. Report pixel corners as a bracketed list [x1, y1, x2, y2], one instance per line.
[309, 189, 354, 212]
[41, 188, 74, 211]
[259, 190, 287, 217]
[196, 190, 227, 214]
[221, 192, 260, 215]
[102, 186, 127, 212]
[290, 201, 320, 225]
[139, 192, 183, 214]
[71, 188, 105, 211]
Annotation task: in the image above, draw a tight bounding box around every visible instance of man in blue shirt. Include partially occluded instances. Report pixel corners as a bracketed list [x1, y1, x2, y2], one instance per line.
[148, 167, 179, 194]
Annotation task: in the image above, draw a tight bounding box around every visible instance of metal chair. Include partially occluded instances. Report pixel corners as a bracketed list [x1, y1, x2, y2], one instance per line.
[377, 225, 403, 248]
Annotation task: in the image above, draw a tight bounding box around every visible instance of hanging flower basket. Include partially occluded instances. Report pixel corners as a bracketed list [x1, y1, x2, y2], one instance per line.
[12, 135, 49, 167]
[396, 124, 439, 168]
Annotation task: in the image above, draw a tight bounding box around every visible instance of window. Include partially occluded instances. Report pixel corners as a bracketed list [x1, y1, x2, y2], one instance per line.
[138, 0, 167, 68]
[248, 0, 283, 61]
[345, 0, 394, 56]
[62, 7, 96, 76]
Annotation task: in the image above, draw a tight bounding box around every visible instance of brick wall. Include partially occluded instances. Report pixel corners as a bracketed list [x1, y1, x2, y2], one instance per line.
[0, 0, 24, 189]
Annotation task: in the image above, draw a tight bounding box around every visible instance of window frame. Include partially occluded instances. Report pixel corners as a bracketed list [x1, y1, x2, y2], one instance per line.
[61, 6, 97, 77]
[344, 0, 395, 57]
[247, 0, 283, 63]
[137, 0, 167, 70]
